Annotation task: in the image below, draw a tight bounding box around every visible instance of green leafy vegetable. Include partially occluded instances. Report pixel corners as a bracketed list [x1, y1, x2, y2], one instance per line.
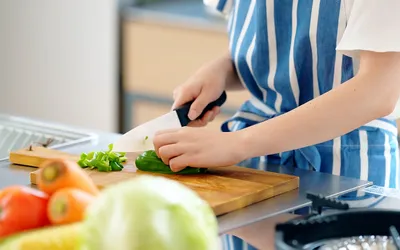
[81, 175, 219, 250]
[77, 143, 127, 172]
[135, 150, 207, 175]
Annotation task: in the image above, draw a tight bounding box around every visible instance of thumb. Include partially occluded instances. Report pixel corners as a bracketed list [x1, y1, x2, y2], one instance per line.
[188, 90, 215, 120]
[171, 91, 195, 111]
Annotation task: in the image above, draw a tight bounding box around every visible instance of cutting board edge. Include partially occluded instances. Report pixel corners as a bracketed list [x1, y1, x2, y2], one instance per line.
[216, 166, 301, 181]
[9, 147, 80, 168]
[9, 155, 44, 168]
[212, 177, 299, 216]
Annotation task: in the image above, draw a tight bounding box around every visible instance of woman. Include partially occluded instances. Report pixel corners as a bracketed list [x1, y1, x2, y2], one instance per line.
[153, 0, 400, 249]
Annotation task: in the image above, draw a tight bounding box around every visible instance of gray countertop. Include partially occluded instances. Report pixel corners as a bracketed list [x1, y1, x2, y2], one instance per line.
[0, 122, 373, 235]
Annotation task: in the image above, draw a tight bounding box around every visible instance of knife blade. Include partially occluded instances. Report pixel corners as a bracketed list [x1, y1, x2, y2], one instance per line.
[113, 91, 227, 152]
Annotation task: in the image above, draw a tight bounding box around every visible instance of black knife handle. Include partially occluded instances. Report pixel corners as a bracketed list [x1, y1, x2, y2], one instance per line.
[175, 91, 227, 127]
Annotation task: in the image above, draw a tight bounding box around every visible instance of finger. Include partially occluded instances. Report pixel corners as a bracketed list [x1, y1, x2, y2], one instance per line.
[153, 132, 179, 156]
[158, 144, 183, 165]
[199, 110, 214, 123]
[169, 154, 208, 172]
[188, 89, 218, 121]
[169, 155, 191, 172]
[209, 107, 220, 122]
[171, 85, 197, 110]
[212, 106, 220, 115]
[187, 111, 213, 127]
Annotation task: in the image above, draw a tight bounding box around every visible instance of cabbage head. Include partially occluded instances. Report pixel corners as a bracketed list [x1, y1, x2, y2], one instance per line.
[80, 175, 220, 250]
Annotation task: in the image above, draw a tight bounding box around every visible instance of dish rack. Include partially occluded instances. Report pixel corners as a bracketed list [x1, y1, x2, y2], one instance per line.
[0, 114, 97, 162]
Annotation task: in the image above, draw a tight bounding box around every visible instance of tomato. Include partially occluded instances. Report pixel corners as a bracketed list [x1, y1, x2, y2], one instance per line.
[0, 185, 51, 238]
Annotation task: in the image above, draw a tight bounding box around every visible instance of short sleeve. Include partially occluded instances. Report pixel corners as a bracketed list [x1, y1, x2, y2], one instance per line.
[203, 0, 234, 16]
[336, 0, 400, 58]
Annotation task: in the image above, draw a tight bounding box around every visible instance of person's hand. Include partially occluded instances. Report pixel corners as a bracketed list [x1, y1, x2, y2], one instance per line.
[172, 56, 232, 127]
[153, 127, 247, 172]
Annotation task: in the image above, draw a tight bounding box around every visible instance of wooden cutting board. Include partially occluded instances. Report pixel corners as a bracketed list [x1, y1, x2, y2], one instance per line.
[10, 147, 299, 216]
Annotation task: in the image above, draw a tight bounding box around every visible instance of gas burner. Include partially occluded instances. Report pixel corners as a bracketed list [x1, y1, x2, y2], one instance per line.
[275, 193, 400, 250]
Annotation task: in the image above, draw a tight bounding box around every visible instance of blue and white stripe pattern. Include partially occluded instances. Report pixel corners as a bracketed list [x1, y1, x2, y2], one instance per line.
[206, 0, 400, 249]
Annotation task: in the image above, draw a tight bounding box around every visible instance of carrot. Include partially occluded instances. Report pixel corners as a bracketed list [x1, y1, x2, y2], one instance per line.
[37, 158, 99, 196]
[47, 187, 95, 225]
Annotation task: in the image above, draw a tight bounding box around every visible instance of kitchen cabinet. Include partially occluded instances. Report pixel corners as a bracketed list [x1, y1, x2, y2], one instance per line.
[120, 1, 250, 132]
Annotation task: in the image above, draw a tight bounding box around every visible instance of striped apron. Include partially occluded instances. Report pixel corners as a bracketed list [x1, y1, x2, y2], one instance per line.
[205, 0, 400, 249]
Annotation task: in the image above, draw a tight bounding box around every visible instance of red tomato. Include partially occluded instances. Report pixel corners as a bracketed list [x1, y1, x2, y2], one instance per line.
[0, 185, 51, 238]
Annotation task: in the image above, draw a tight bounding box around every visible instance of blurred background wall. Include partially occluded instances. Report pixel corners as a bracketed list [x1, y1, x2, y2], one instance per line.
[0, 0, 120, 132]
[0, 0, 249, 133]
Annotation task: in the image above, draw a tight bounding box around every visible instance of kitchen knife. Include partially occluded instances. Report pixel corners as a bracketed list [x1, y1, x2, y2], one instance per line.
[113, 91, 227, 152]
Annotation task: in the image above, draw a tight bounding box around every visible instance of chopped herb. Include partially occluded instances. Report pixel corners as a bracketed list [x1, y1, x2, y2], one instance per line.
[142, 136, 149, 144]
[78, 143, 127, 172]
[110, 161, 123, 171]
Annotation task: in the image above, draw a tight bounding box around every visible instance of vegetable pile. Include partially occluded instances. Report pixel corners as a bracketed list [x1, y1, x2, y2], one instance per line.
[0, 156, 219, 250]
[136, 150, 207, 175]
[77, 144, 127, 172]
[0, 158, 99, 249]
[76, 143, 207, 175]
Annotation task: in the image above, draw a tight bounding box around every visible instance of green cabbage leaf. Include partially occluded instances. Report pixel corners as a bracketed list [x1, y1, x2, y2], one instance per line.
[80, 175, 220, 250]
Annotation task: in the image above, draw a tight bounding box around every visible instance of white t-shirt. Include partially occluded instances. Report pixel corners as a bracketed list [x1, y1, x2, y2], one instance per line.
[336, 0, 400, 58]
[205, 0, 400, 118]
[336, 0, 400, 118]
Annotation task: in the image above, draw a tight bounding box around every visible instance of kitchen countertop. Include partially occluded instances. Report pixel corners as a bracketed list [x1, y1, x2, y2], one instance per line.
[0, 123, 372, 235]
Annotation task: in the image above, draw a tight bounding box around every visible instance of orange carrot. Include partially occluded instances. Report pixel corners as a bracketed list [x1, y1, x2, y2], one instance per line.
[37, 158, 99, 196]
[47, 187, 95, 225]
